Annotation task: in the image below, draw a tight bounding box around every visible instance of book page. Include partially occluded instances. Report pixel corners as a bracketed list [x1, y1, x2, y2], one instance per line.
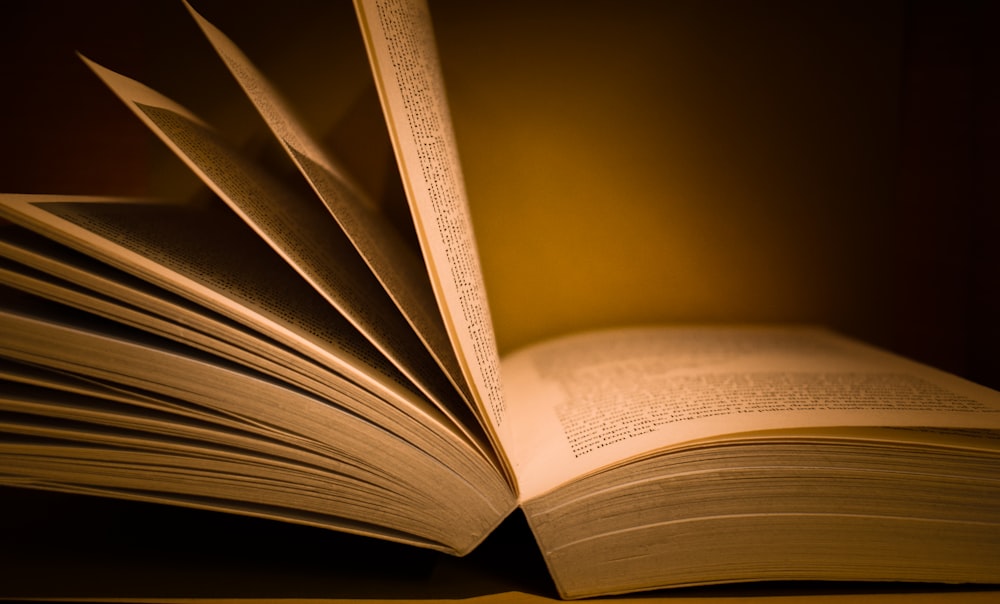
[503, 325, 1000, 500]
[354, 1, 507, 456]
[0, 230, 396, 415]
[0, 193, 488, 453]
[183, 3, 472, 407]
[79, 57, 468, 422]
[0, 292, 512, 555]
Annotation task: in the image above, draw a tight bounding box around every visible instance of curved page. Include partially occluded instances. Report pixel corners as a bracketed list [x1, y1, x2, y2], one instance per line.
[183, 2, 473, 410]
[354, 0, 508, 469]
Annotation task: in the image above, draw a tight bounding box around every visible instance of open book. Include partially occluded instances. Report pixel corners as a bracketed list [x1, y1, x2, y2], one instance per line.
[2, 0, 999, 599]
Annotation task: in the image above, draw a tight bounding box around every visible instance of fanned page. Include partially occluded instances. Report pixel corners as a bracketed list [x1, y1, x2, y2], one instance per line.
[503, 326, 1000, 500]
[182, 2, 474, 409]
[78, 57, 478, 439]
[0, 194, 486, 461]
[0, 290, 511, 554]
[0, 221, 410, 419]
[354, 0, 509, 464]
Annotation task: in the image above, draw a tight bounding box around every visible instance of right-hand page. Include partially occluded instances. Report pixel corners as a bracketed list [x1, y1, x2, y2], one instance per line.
[503, 325, 1000, 500]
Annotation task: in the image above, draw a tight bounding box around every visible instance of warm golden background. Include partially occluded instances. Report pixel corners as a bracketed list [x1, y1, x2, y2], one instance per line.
[436, 1, 903, 352]
[1, 0, 997, 389]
